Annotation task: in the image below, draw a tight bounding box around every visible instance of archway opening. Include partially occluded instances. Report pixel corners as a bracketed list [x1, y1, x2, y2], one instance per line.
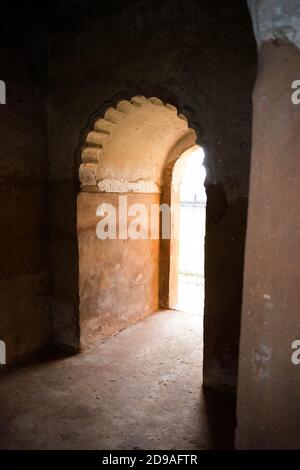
[49, 94, 236, 448]
[171, 146, 206, 314]
[168, 146, 206, 315]
[78, 95, 197, 348]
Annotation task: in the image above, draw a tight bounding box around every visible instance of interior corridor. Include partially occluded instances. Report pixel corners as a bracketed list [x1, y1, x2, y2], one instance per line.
[0, 310, 235, 450]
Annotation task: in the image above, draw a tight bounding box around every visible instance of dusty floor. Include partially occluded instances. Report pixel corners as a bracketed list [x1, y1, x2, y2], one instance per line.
[0, 310, 235, 450]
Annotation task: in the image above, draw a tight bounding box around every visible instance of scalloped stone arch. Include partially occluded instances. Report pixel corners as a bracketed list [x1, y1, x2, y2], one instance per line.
[79, 95, 197, 193]
[77, 94, 199, 350]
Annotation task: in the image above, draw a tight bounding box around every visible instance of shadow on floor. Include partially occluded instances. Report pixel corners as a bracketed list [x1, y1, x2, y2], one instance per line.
[0, 311, 236, 450]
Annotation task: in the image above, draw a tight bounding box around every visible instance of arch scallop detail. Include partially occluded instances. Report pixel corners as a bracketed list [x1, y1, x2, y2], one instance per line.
[79, 96, 196, 193]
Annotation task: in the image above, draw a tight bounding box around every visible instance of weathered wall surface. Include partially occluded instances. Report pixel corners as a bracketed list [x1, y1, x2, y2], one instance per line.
[237, 1, 300, 448]
[78, 96, 196, 343]
[0, 3, 51, 363]
[248, 0, 300, 49]
[48, 0, 256, 390]
[78, 192, 160, 348]
[80, 97, 195, 191]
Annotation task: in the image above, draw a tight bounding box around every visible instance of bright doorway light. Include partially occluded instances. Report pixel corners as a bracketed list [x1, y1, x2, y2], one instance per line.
[174, 146, 206, 314]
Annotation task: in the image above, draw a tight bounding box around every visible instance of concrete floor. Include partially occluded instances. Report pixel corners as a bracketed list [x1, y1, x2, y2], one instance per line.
[0, 310, 235, 450]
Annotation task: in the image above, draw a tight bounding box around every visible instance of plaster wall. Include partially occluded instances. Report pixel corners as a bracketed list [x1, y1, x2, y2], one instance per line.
[78, 192, 160, 348]
[0, 4, 51, 363]
[48, 0, 257, 391]
[236, 40, 300, 449]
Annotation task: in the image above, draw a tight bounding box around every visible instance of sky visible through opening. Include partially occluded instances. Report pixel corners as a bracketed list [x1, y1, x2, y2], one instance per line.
[175, 147, 206, 315]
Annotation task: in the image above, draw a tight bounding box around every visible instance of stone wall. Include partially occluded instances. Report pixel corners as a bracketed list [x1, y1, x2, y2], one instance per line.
[0, 3, 51, 363]
[236, 0, 300, 449]
[48, 0, 256, 391]
[78, 192, 160, 348]
[77, 96, 196, 347]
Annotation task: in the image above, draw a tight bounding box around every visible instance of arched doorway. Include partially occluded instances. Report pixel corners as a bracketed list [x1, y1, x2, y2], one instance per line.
[77, 95, 198, 348]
